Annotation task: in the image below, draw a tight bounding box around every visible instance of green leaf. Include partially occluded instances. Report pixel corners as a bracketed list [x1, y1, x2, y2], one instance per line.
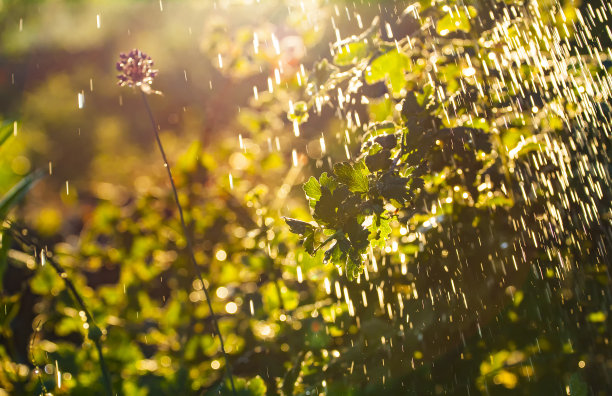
[378, 217, 391, 240]
[346, 252, 363, 280]
[477, 194, 513, 208]
[288, 101, 309, 124]
[510, 141, 543, 158]
[303, 176, 322, 202]
[377, 172, 412, 204]
[307, 59, 338, 94]
[369, 216, 392, 249]
[312, 180, 352, 227]
[220, 376, 267, 396]
[0, 121, 15, 148]
[282, 351, 305, 396]
[313, 196, 334, 227]
[319, 172, 337, 193]
[365, 149, 392, 172]
[365, 51, 410, 97]
[334, 41, 370, 66]
[501, 128, 526, 150]
[333, 161, 369, 193]
[436, 6, 477, 36]
[324, 237, 350, 265]
[0, 170, 43, 220]
[285, 217, 317, 255]
[368, 99, 394, 122]
[569, 373, 588, 396]
[303, 229, 316, 255]
[246, 376, 267, 396]
[314, 187, 340, 226]
[417, 83, 435, 108]
[401, 91, 428, 120]
[344, 218, 369, 251]
[373, 133, 398, 150]
[30, 262, 64, 296]
[284, 217, 313, 235]
[366, 121, 396, 137]
[261, 280, 299, 311]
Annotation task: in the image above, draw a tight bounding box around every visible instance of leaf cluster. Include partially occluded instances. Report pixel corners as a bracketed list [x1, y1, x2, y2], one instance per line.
[286, 86, 492, 280]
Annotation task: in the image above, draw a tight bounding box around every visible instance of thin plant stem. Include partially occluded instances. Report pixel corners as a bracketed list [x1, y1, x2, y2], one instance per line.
[140, 91, 237, 395]
[48, 256, 113, 396]
[8, 227, 113, 396]
[29, 322, 48, 394]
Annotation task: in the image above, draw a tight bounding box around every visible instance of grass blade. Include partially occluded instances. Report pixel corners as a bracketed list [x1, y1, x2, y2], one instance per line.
[0, 170, 44, 220]
[0, 121, 15, 148]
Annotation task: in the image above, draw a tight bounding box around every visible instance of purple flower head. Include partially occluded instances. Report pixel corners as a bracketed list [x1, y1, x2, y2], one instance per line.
[116, 49, 158, 89]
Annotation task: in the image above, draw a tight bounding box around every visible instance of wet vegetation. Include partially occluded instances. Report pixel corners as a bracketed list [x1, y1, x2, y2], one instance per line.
[0, 0, 611, 395]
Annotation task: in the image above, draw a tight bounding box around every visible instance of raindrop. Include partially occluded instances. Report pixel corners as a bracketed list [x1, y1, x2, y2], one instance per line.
[78, 92, 85, 109]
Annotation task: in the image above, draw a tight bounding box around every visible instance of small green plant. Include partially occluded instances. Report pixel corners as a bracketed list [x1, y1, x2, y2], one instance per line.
[0, 121, 112, 394]
[117, 49, 237, 394]
[285, 91, 491, 279]
[7, 225, 113, 396]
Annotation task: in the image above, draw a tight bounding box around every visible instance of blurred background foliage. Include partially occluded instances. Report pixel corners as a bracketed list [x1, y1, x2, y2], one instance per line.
[0, 0, 610, 395]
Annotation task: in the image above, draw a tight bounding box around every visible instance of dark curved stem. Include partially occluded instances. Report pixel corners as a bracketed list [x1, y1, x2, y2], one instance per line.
[56, 260, 113, 395]
[140, 91, 237, 395]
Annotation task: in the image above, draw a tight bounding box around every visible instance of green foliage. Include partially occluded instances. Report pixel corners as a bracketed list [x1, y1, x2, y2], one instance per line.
[280, 1, 612, 394]
[287, 84, 493, 280]
[365, 50, 411, 97]
[334, 42, 370, 67]
[287, 101, 309, 124]
[333, 161, 369, 193]
[435, 6, 477, 35]
[0, 1, 611, 395]
[215, 375, 266, 396]
[569, 373, 588, 396]
[289, 160, 381, 279]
